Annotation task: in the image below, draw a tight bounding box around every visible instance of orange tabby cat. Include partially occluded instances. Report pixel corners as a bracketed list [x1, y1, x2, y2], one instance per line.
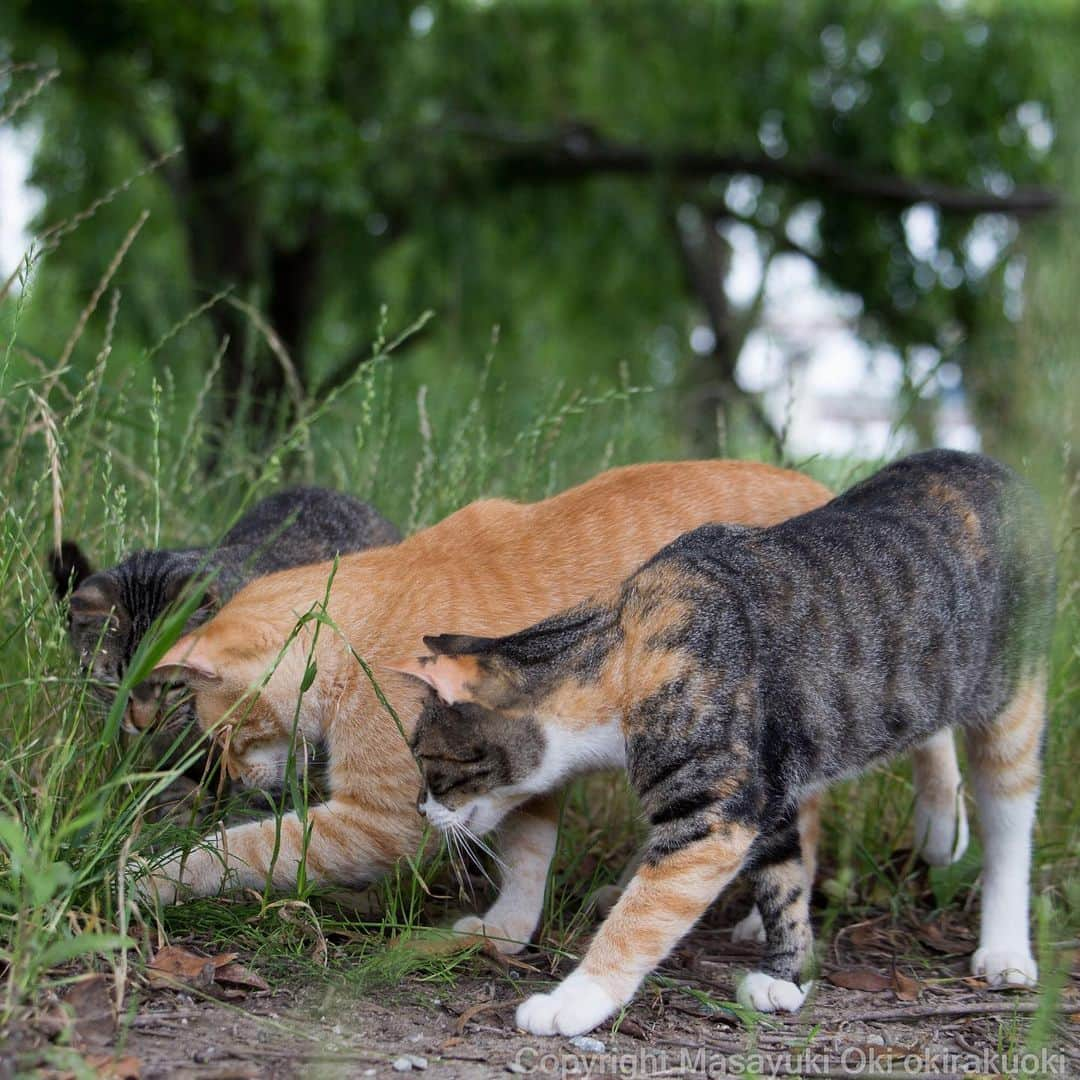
[136, 461, 966, 953]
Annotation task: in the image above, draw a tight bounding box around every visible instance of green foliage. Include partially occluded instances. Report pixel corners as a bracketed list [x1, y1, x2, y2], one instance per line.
[0, 1, 1067, 451]
[0, 0, 1075, 1054]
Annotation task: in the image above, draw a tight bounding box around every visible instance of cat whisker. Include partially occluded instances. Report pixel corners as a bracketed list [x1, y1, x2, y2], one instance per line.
[444, 825, 476, 905]
[453, 825, 500, 891]
[458, 821, 507, 873]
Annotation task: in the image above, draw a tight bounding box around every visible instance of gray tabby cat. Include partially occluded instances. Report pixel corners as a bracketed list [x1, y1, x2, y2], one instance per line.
[401, 450, 1054, 1036]
[52, 487, 400, 775]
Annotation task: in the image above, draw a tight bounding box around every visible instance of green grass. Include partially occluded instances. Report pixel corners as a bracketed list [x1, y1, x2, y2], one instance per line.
[0, 183, 1077, 1073]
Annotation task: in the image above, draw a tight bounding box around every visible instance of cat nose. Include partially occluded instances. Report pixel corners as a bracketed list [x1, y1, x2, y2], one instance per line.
[127, 698, 154, 731]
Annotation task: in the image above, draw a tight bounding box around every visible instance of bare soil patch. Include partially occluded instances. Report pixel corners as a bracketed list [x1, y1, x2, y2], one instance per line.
[8, 904, 1078, 1080]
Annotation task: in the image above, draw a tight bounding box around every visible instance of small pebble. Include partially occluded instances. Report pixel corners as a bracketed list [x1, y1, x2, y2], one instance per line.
[392, 1057, 414, 1072]
[192, 1048, 218, 1064]
[407, 1056, 428, 1070]
[570, 1035, 606, 1054]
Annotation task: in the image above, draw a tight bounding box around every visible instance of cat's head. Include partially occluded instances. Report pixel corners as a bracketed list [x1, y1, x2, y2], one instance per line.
[147, 622, 324, 792]
[395, 625, 615, 837]
[50, 540, 220, 736]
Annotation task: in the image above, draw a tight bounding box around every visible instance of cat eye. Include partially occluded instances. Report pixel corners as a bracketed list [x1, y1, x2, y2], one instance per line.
[418, 748, 485, 765]
[427, 765, 493, 796]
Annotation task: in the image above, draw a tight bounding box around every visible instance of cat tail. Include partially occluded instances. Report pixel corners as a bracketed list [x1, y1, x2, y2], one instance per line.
[49, 540, 94, 601]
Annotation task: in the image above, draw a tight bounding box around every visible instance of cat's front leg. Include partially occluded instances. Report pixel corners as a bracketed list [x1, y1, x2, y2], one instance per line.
[133, 796, 416, 903]
[454, 795, 558, 954]
[735, 821, 814, 1012]
[516, 823, 756, 1037]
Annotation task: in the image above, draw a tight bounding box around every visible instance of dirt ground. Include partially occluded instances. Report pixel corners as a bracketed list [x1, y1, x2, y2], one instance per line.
[10, 906, 1079, 1080]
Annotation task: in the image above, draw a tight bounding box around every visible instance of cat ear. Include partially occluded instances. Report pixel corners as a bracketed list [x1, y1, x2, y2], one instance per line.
[49, 540, 95, 601]
[167, 574, 220, 618]
[423, 633, 498, 656]
[386, 653, 482, 705]
[68, 573, 121, 618]
[153, 635, 220, 682]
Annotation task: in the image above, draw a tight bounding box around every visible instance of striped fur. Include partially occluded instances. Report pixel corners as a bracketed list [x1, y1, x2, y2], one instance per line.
[407, 451, 1055, 1035]
[134, 460, 842, 906]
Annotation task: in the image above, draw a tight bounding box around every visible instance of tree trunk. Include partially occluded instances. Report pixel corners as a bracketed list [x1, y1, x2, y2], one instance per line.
[673, 208, 784, 459]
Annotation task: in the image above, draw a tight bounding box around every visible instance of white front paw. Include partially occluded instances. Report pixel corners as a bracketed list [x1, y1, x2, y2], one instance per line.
[914, 797, 970, 867]
[453, 914, 526, 955]
[736, 972, 811, 1013]
[732, 906, 766, 944]
[972, 946, 1037, 988]
[516, 972, 619, 1036]
[129, 846, 219, 907]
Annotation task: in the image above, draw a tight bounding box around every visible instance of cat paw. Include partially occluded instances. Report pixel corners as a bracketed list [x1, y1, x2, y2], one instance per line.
[453, 914, 527, 955]
[736, 972, 811, 1013]
[128, 861, 180, 907]
[128, 847, 221, 907]
[914, 796, 969, 867]
[516, 972, 619, 1036]
[972, 947, 1037, 988]
[732, 906, 766, 944]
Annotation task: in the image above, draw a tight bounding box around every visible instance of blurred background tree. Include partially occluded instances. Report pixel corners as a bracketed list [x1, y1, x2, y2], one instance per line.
[0, 0, 1069, 464]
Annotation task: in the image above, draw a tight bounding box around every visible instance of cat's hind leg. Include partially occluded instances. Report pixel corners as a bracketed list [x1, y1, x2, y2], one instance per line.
[736, 818, 814, 1013]
[965, 668, 1047, 988]
[912, 727, 969, 867]
[733, 792, 820, 945]
[453, 795, 558, 954]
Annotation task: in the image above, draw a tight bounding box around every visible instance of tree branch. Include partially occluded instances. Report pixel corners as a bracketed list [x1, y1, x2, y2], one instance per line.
[472, 122, 1060, 217]
[315, 316, 432, 399]
[672, 208, 786, 459]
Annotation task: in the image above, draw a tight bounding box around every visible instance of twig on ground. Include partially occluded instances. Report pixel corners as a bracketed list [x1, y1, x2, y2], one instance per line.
[776, 999, 1074, 1024]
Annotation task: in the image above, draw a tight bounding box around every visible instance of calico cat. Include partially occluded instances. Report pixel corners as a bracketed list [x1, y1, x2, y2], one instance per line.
[133, 458, 964, 959]
[52, 487, 401, 758]
[402, 450, 1054, 1035]
[131, 460, 863, 920]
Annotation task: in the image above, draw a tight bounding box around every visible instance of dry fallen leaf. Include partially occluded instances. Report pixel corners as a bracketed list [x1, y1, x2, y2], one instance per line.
[892, 966, 922, 1001]
[826, 967, 893, 992]
[616, 1017, 648, 1040]
[87, 1054, 141, 1079]
[62, 974, 116, 1049]
[146, 945, 266, 998]
[148, 945, 219, 989]
[456, 999, 510, 1036]
[916, 919, 973, 955]
[849, 922, 888, 948]
[214, 962, 269, 992]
